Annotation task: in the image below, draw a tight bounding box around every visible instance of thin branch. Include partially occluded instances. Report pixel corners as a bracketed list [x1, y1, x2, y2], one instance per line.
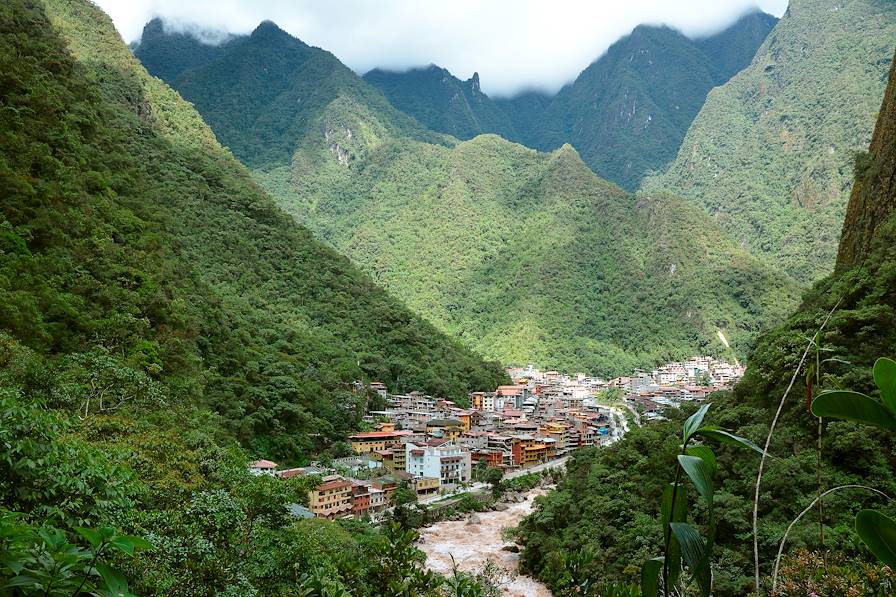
[752, 297, 842, 595]
[770, 484, 890, 594]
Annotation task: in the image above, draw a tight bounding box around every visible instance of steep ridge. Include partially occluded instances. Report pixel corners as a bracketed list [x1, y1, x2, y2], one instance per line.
[1, 0, 505, 468]
[503, 14, 777, 191]
[518, 49, 896, 595]
[647, 0, 896, 282]
[134, 20, 448, 168]
[134, 19, 801, 377]
[364, 12, 776, 191]
[363, 65, 517, 140]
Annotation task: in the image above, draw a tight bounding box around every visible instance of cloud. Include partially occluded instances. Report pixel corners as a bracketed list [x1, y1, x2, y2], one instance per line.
[95, 0, 788, 96]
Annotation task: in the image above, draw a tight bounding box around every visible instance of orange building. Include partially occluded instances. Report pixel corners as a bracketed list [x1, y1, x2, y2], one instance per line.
[309, 479, 353, 519]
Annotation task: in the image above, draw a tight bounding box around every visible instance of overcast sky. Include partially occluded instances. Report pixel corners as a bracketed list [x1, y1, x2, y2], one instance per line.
[96, 0, 789, 97]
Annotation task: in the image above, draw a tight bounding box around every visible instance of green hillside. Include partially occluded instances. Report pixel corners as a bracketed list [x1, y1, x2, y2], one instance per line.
[259, 134, 800, 377]
[0, 0, 509, 593]
[519, 49, 896, 595]
[646, 0, 896, 282]
[134, 20, 447, 168]
[502, 13, 776, 191]
[363, 66, 517, 140]
[1, 0, 504, 463]
[135, 19, 800, 377]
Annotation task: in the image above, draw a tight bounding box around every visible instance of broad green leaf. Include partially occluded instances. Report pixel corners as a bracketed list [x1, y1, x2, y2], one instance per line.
[856, 509, 896, 569]
[874, 357, 896, 413]
[640, 557, 663, 597]
[678, 455, 713, 507]
[695, 426, 765, 456]
[683, 403, 711, 443]
[96, 563, 132, 595]
[110, 535, 153, 555]
[811, 391, 896, 431]
[75, 526, 103, 548]
[661, 483, 686, 588]
[2, 575, 40, 589]
[669, 523, 706, 571]
[685, 445, 716, 475]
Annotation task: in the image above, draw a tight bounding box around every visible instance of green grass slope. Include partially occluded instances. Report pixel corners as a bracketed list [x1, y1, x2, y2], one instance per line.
[518, 49, 896, 596]
[646, 0, 896, 283]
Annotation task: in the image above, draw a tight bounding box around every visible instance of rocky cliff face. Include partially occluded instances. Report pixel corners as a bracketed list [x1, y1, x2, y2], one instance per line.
[837, 48, 896, 269]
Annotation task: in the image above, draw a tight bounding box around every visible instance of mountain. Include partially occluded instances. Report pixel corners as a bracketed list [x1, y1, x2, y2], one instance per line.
[362, 11, 776, 191]
[363, 65, 517, 140]
[134, 19, 446, 168]
[129, 17, 243, 82]
[2, 0, 505, 464]
[646, 0, 896, 282]
[519, 49, 896, 595]
[1, 1, 508, 594]
[135, 18, 801, 377]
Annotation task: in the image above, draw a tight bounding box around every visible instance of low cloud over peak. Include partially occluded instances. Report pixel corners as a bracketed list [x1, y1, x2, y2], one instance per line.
[101, 0, 787, 96]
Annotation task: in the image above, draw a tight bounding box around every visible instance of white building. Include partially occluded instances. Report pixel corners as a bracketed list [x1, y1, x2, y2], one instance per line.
[405, 441, 472, 489]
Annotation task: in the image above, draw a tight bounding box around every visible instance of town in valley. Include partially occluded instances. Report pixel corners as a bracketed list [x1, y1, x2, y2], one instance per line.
[249, 355, 745, 520]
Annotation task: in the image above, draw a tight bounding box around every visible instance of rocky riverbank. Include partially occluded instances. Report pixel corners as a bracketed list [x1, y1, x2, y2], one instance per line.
[417, 487, 552, 596]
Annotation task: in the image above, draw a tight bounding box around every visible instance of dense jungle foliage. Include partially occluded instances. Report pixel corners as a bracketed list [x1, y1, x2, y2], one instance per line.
[519, 49, 896, 596]
[646, 0, 896, 282]
[134, 19, 447, 169]
[0, 0, 513, 593]
[497, 11, 777, 192]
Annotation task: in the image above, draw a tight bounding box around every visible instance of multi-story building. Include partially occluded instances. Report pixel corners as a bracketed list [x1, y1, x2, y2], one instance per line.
[309, 478, 354, 519]
[425, 419, 464, 440]
[348, 430, 406, 454]
[405, 441, 472, 489]
[351, 483, 371, 518]
[373, 447, 406, 473]
[469, 392, 496, 412]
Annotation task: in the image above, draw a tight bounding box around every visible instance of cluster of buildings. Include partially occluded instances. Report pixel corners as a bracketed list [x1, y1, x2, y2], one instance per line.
[609, 356, 745, 420]
[246, 357, 742, 521]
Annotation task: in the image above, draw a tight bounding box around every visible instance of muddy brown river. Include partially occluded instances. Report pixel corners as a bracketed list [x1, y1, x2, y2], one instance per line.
[417, 489, 552, 596]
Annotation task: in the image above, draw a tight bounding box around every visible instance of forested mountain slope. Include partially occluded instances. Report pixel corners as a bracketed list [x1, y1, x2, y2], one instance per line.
[363, 66, 517, 141]
[268, 136, 800, 377]
[519, 49, 896, 596]
[1, 0, 505, 467]
[363, 12, 775, 191]
[136, 19, 801, 377]
[646, 0, 896, 282]
[0, 0, 512, 593]
[134, 20, 447, 168]
[499, 11, 777, 191]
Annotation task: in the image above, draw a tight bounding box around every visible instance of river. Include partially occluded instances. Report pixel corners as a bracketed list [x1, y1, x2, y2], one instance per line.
[417, 489, 552, 596]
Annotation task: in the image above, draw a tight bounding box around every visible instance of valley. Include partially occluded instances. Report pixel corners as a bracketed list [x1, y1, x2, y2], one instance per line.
[2, 0, 896, 595]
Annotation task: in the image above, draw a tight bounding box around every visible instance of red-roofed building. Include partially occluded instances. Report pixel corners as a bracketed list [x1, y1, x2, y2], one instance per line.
[248, 459, 278, 476]
[349, 430, 405, 454]
[309, 478, 353, 519]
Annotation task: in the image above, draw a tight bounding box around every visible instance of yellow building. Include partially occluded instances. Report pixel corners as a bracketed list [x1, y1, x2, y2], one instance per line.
[521, 443, 549, 467]
[349, 431, 402, 454]
[309, 479, 354, 519]
[413, 477, 439, 497]
[425, 419, 463, 440]
[540, 422, 568, 451]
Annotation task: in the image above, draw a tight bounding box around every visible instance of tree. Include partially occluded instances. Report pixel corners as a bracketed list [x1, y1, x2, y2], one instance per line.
[485, 468, 504, 498]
